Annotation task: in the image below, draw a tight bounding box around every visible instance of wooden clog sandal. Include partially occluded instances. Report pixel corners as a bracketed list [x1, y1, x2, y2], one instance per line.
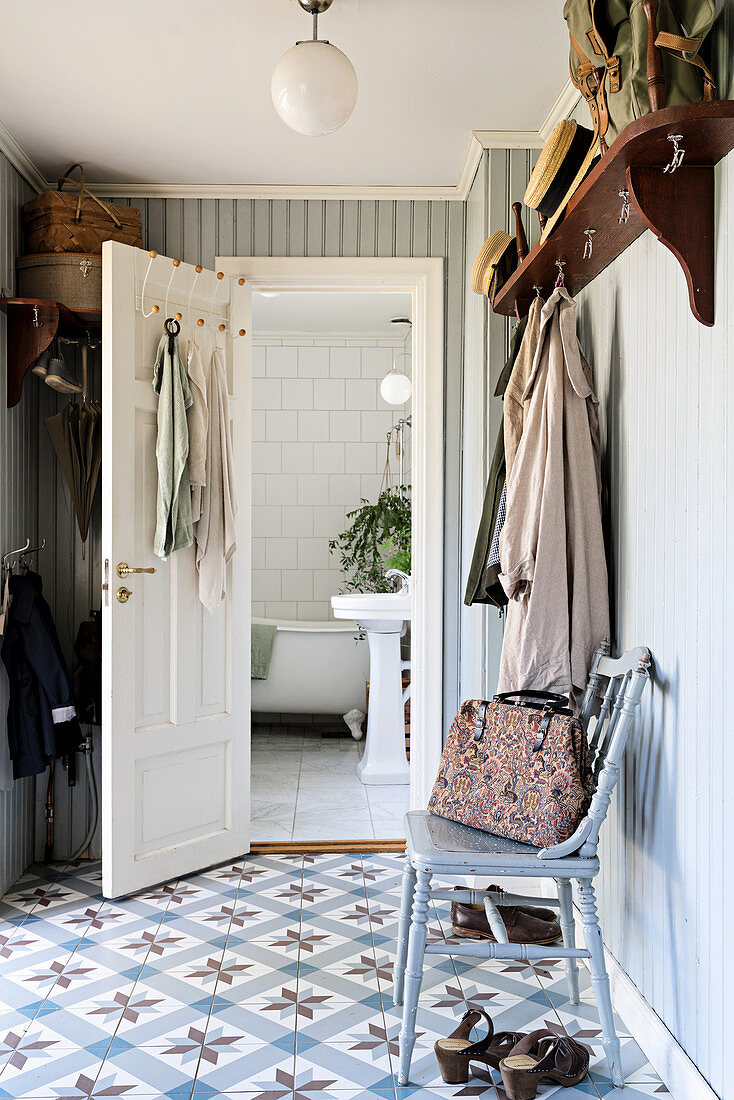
[499, 1029, 591, 1099]
[434, 1007, 526, 1085]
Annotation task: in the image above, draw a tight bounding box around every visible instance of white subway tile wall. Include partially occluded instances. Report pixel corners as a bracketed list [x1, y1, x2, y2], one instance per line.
[252, 335, 411, 620]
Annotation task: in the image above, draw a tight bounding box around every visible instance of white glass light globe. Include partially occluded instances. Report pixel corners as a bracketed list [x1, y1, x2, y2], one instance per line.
[271, 40, 357, 136]
[380, 370, 412, 406]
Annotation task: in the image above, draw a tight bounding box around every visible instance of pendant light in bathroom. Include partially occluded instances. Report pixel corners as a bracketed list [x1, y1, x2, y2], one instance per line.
[271, 0, 357, 136]
[381, 317, 413, 406]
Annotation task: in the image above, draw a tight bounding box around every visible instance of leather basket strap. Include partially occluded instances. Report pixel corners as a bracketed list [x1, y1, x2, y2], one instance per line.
[56, 163, 123, 228]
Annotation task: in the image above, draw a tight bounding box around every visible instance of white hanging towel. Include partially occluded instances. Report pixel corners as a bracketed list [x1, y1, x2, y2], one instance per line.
[186, 336, 209, 522]
[193, 347, 237, 612]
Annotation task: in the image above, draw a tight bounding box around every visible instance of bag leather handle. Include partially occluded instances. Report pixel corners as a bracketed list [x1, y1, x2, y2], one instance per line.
[56, 163, 123, 229]
[493, 690, 568, 706]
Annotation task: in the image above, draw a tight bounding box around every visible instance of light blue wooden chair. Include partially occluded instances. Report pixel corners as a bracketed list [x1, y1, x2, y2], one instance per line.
[394, 642, 652, 1088]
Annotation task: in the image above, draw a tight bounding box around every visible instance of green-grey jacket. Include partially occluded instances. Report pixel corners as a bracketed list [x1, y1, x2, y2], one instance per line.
[464, 318, 526, 609]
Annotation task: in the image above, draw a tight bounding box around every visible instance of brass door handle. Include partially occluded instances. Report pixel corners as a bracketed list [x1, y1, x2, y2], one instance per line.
[117, 562, 156, 578]
[116, 586, 133, 604]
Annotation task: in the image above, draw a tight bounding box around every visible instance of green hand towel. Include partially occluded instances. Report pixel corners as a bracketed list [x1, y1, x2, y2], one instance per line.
[251, 623, 277, 680]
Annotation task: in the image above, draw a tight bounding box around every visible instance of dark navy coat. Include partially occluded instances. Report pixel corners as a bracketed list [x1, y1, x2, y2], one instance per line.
[1, 571, 81, 779]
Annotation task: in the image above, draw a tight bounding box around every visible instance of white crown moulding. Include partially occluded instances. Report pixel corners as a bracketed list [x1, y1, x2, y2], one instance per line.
[0, 81, 581, 202]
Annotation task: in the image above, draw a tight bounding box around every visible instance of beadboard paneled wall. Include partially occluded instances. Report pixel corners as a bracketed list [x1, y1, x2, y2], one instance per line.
[567, 13, 733, 1094]
[0, 152, 38, 895]
[459, 147, 539, 701]
[575, 164, 734, 1099]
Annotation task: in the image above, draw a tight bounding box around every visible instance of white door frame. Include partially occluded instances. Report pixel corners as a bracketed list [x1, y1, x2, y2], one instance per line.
[216, 256, 444, 809]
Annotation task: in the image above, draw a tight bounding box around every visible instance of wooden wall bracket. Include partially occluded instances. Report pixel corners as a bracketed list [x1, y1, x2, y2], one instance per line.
[627, 164, 714, 326]
[0, 297, 97, 407]
[492, 101, 734, 327]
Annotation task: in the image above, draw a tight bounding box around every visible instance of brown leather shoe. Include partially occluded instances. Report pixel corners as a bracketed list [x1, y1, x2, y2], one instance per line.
[451, 898, 561, 944]
[487, 883, 556, 923]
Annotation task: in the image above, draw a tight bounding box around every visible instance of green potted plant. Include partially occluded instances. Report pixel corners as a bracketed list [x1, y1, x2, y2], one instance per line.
[329, 485, 411, 593]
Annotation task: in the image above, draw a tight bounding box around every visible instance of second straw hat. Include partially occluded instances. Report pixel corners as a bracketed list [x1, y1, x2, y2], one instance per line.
[524, 119, 598, 241]
[470, 231, 517, 298]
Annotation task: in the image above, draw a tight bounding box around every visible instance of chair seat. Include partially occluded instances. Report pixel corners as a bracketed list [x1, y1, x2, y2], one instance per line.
[404, 811, 599, 878]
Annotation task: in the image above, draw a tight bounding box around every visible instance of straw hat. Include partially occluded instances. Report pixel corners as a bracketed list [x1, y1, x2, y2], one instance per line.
[524, 119, 598, 241]
[470, 231, 517, 298]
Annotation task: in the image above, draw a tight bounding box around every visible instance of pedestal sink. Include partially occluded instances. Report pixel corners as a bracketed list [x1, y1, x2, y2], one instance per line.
[331, 589, 410, 786]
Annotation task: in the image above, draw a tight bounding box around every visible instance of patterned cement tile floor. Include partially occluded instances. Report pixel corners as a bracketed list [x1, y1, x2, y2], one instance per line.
[0, 854, 669, 1099]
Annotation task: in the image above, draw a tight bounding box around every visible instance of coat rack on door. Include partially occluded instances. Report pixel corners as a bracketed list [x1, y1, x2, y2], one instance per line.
[137, 252, 248, 339]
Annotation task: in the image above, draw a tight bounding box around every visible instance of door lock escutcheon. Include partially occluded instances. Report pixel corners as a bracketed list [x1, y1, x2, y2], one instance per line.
[117, 562, 156, 578]
[116, 586, 133, 604]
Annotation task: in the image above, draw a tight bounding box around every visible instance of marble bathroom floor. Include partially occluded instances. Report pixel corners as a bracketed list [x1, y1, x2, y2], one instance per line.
[251, 728, 410, 844]
[0, 854, 669, 1099]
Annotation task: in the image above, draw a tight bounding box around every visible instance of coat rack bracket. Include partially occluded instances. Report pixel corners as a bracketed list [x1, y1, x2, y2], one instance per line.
[493, 101, 734, 327]
[0, 297, 99, 407]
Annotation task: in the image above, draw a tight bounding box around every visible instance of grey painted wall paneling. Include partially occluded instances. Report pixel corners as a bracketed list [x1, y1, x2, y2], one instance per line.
[574, 144, 732, 1100]
[0, 152, 38, 895]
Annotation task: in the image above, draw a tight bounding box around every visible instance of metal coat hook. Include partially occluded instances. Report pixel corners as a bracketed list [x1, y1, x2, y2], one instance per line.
[583, 228, 596, 260]
[19, 538, 46, 570]
[663, 133, 685, 174]
[533, 285, 543, 299]
[140, 251, 160, 318]
[554, 260, 566, 288]
[187, 265, 203, 330]
[32, 305, 43, 328]
[618, 189, 631, 225]
[2, 538, 30, 571]
[164, 259, 181, 321]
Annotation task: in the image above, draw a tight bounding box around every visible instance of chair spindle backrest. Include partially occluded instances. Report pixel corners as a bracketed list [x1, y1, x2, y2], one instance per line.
[575, 643, 652, 857]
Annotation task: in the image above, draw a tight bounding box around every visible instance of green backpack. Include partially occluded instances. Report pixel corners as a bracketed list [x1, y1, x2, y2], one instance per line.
[563, 0, 717, 146]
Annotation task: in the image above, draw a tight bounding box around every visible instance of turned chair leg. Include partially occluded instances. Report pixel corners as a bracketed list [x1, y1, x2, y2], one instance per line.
[393, 853, 416, 1006]
[398, 868, 432, 1086]
[556, 877, 580, 1005]
[577, 877, 624, 1087]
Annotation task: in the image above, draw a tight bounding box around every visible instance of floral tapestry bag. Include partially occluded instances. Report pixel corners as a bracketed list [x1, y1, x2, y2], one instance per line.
[428, 691, 595, 849]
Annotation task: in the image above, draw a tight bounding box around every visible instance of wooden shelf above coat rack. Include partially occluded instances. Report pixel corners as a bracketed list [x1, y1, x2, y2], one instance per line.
[492, 101, 734, 327]
[0, 297, 101, 407]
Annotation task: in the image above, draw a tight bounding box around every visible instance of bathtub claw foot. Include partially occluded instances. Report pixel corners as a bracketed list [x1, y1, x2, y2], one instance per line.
[343, 708, 365, 740]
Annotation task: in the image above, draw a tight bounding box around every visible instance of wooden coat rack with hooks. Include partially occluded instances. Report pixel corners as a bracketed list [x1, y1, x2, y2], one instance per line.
[493, 100, 734, 328]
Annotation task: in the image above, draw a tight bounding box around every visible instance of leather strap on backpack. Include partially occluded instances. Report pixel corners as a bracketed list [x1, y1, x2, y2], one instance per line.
[569, 32, 603, 137]
[57, 163, 124, 229]
[655, 31, 717, 100]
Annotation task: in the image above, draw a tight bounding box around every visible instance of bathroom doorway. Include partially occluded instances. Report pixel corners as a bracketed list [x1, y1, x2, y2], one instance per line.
[218, 257, 444, 847]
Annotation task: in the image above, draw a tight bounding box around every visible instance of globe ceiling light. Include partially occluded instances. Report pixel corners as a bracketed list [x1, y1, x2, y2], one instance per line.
[380, 353, 413, 406]
[271, 0, 357, 137]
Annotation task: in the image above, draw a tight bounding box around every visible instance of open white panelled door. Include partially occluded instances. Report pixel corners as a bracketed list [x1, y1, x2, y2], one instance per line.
[101, 242, 251, 899]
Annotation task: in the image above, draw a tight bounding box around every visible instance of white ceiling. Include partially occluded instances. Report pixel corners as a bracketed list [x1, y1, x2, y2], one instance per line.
[0, 0, 568, 192]
[253, 291, 412, 333]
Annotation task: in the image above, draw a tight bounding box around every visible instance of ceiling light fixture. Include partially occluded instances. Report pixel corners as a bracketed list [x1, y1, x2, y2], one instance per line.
[271, 0, 357, 137]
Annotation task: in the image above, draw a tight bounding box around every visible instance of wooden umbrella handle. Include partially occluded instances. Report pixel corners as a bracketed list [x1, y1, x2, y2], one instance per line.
[643, 0, 666, 112]
[512, 202, 529, 263]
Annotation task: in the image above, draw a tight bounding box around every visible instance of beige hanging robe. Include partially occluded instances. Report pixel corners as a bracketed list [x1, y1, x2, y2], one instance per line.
[193, 347, 237, 612]
[498, 286, 608, 697]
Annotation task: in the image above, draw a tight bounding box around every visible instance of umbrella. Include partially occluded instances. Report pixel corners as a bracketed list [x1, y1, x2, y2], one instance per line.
[44, 399, 102, 542]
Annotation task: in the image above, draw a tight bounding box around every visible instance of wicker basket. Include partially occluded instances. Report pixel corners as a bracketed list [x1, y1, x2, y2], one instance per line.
[17, 253, 101, 314]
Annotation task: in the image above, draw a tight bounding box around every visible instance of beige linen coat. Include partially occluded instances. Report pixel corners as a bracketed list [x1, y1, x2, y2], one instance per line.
[498, 287, 608, 696]
[503, 294, 543, 481]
